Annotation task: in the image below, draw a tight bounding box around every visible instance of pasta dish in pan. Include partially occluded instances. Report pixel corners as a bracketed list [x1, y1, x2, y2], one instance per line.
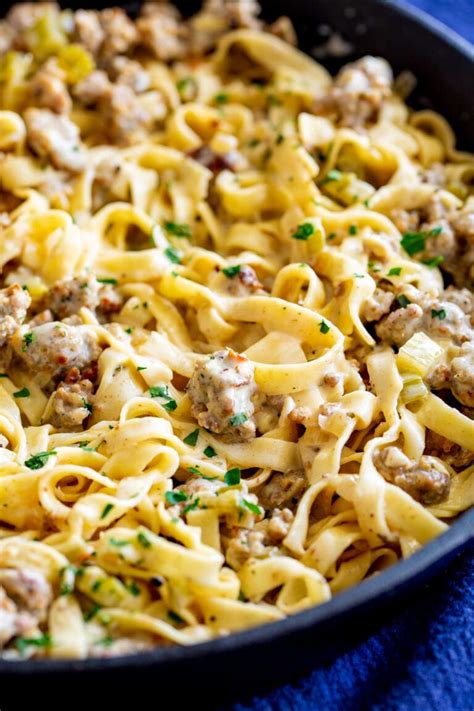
[0, 0, 473, 660]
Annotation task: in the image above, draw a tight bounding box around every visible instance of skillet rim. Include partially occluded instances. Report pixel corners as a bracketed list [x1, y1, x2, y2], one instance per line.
[0, 0, 473, 676]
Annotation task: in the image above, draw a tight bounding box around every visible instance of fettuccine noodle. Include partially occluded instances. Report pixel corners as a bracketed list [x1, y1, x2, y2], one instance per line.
[0, 1, 473, 660]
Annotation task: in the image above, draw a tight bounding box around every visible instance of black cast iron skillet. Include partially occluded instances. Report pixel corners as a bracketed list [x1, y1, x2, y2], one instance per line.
[0, 1, 473, 707]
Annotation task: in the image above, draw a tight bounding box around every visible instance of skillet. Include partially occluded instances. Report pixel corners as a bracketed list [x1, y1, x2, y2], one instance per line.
[0, 0, 473, 705]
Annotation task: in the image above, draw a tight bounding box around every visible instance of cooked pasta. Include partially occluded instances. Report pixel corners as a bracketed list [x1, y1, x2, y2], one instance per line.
[0, 1, 473, 660]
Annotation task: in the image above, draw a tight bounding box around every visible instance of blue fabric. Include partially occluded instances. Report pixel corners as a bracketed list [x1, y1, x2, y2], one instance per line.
[230, 3, 474, 710]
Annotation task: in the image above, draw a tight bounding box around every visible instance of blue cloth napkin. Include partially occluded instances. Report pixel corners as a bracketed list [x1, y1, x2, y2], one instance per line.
[230, 3, 474, 709]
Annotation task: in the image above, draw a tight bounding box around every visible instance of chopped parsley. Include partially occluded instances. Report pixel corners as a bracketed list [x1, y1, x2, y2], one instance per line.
[15, 634, 51, 654]
[163, 221, 192, 238]
[22, 332, 35, 351]
[222, 265, 241, 278]
[183, 497, 200, 515]
[83, 604, 101, 622]
[248, 138, 260, 148]
[24, 450, 57, 470]
[224, 468, 241, 486]
[127, 581, 141, 596]
[137, 366, 147, 372]
[241, 498, 262, 516]
[187, 466, 203, 476]
[400, 232, 426, 255]
[327, 232, 337, 241]
[97, 278, 118, 285]
[100, 503, 114, 520]
[165, 246, 181, 264]
[163, 399, 177, 412]
[82, 398, 93, 414]
[204, 445, 217, 458]
[97, 636, 114, 647]
[396, 294, 411, 308]
[59, 565, 78, 595]
[137, 531, 152, 549]
[429, 226, 443, 236]
[184, 429, 199, 446]
[422, 255, 444, 268]
[109, 538, 129, 548]
[319, 320, 330, 334]
[229, 412, 248, 427]
[431, 308, 447, 320]
[275, 133, 284, 145]
[321, 169, 342, 184]
[363, 199, 370, 208]
[0, 374, 7, 378]
[292, 223, 315, 240]
[149, 385, 169, 398]
[13, 387, 30, 398]
[215, 92, 229, 105]
[176, 77, 196, 96]
[124, 327, 133, 335]
[388, 267, 402, 276]
[149, 385, 177, 411]
[165, 490, 188, 505]
[348, 224, 358, 235]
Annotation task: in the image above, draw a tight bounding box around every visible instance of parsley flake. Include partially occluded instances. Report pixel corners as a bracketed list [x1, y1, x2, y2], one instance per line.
[204, 445, 217, 458]
[22, 332, 35, 351]
[431, 308, 447, 320]
[422, 255, 444, 268]
[163, 221, 192, 238]
[319, 320, 330, 334]
[349, 224, 358, 235]
[241, 498, 262, 516]
[15, 634, 51, 654]
[292, 223, 315, 241]
[165, 246, 181, 264]
[222, 265, 241, 278]
[184, 429, 199, 446]
[13, 387, 30, 398]
[321, 169, 342, 184]
[137, 531, 152, 549]
[388, 267, 402, 276]
[100, 503, 114, 520]
[97, 278, 118, 285]
[224, 468, 241, 486]
[400, 232, 426, 256]
[24, 450, 57, 470]
[396, 294, 411, 308]
[165, 490, 188, 505]
[229, 412, 248, 426]
[183, 497, 200, 515]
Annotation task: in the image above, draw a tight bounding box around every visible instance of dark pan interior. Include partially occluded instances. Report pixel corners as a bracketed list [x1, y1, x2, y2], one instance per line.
[0, 1, 473, 706]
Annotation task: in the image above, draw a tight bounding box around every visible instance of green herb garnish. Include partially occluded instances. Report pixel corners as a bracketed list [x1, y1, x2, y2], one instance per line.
[431, 308, 446, 320]
[224, 468, 241, 486]
[165, 490, 188, 505]
[388, 267, 402, 276]
[24, 450, 57, 470]
[22, 332, 35, 351]
[163, 221, 192, 238]
[319, 320, 330, 334]
[137, 531, 152, 549]
[222, 265, 241, 278]
[184, 429, 199, 446]
[165, 246, 181, 264]
[229, 413, 248, 427]
[400, 232, 426, 256]
[100, 503, 114, 520]
[204, 445, 217, 458]
[13, 387, 30, 398]
[292, 223, 314, 241]
[396, 294, 411, 308]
